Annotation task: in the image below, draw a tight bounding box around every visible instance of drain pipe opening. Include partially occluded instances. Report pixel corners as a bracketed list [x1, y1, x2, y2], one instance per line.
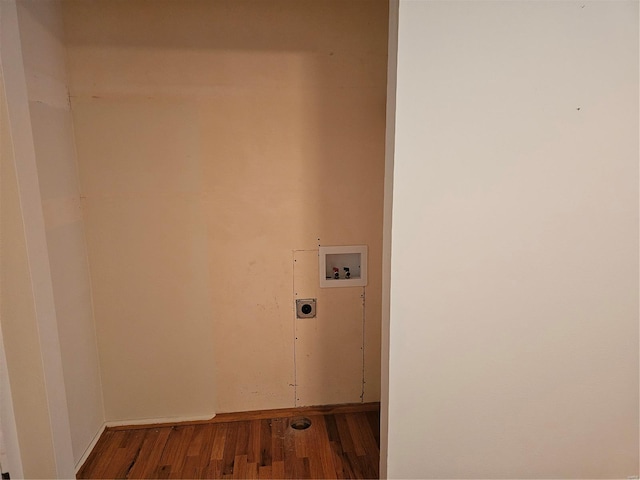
[290, 417, 312, 430]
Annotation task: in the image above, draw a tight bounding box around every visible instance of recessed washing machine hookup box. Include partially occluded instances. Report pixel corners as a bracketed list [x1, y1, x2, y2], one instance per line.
[319, 245, 367, 288]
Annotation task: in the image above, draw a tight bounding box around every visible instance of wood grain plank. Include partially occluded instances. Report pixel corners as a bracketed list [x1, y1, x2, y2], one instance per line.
[355, 412, 380, 457]
[194, 424, 216, 473]
[293, 457, 311, 479]
[246, 461, 259, 479]
[271, 460, 285, 479]
[202, 459, 223, 479]
[169, 424, 214, 478]
[77, 429, 117, 478]
[155, 464, 171, 479]
[282, 420, 297, 479]
[102, 429, 147, 479]
[325, 415, 349, 478]
[258, 465, 272, 479]
[308, 456, 325, 479]
[161, 425, 195, 478]
[234, 421, 250, 456]
[248, 419, 261, 463]
[210, 423, 228, 461]
[294, 427, 310, 458]
[366, 410, 380, 449]
[179, 454, 200, 479]
[232, 454, 248, 479]
[324, 414, 341, 444]
[330, 440, 352, 480]
[221, 422, 239, 475]
[311, 416, 338, 479]
[259, 418, 272, 466]
[345, 452, 366, 479]
[89, 430, 126, 478]
[126, 427, 172, 479]
[334, 414, 355, 454]
[345, 414, 366, 456]
[270, 418, 286, 463]
[186, 424, 207, 457]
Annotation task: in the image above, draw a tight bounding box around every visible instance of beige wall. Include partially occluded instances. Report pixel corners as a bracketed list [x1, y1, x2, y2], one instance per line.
[386, 1, 639, 478]
[15, 0, 105, 466]
[63, 0, 387, 420]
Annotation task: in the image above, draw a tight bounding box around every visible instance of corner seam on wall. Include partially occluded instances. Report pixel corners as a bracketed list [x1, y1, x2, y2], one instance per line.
[74, 422, 106, 474]
[292, 250, 298, 407]
[64, 81, 108, 429]
[361, 286, 366, 403]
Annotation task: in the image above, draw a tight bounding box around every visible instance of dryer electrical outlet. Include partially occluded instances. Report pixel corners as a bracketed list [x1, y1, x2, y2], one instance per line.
[296, 298, 317, 318]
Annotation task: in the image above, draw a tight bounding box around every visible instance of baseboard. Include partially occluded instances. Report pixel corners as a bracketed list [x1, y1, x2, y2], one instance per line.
[212, 402, 381, 424]
[105, 413, 216, 429]
[104, 403, 380, 431]
[74, 422, 106, 474]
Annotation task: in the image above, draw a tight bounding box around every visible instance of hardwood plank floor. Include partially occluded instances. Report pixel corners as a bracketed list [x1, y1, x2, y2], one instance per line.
[78, 404, 380, 479]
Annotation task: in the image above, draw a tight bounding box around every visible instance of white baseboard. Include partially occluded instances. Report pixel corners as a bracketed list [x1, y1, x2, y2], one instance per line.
[75, 423, 106, 474]
[105, 413, 216, 428]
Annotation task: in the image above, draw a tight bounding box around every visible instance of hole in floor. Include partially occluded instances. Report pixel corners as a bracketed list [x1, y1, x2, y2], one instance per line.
[290, 416, 312, 430]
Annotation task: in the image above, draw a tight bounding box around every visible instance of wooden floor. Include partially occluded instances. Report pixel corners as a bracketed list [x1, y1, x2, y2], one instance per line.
[77, 403, 380, 479]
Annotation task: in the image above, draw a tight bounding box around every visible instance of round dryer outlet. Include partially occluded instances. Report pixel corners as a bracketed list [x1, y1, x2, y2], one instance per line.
[296, 298, 316, 318]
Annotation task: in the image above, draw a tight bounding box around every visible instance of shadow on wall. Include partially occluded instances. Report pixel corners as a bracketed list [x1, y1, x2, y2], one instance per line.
[60, 0, 388, 420]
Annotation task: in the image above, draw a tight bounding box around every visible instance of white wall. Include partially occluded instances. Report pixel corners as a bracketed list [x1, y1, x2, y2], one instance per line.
[387, 1, 639, 478]
[13, 0, 104, 468]
[0, 1, 75, 476]
[0, 56, 30, 480]
[1, 65, 57, 479]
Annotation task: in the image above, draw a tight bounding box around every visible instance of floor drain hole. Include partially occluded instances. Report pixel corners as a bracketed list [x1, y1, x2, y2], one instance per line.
[290, 417, 312, 430]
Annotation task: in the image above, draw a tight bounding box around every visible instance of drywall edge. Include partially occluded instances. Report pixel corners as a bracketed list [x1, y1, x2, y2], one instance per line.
[0, 1, 75, 477]
[379, 0, 399, 478]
